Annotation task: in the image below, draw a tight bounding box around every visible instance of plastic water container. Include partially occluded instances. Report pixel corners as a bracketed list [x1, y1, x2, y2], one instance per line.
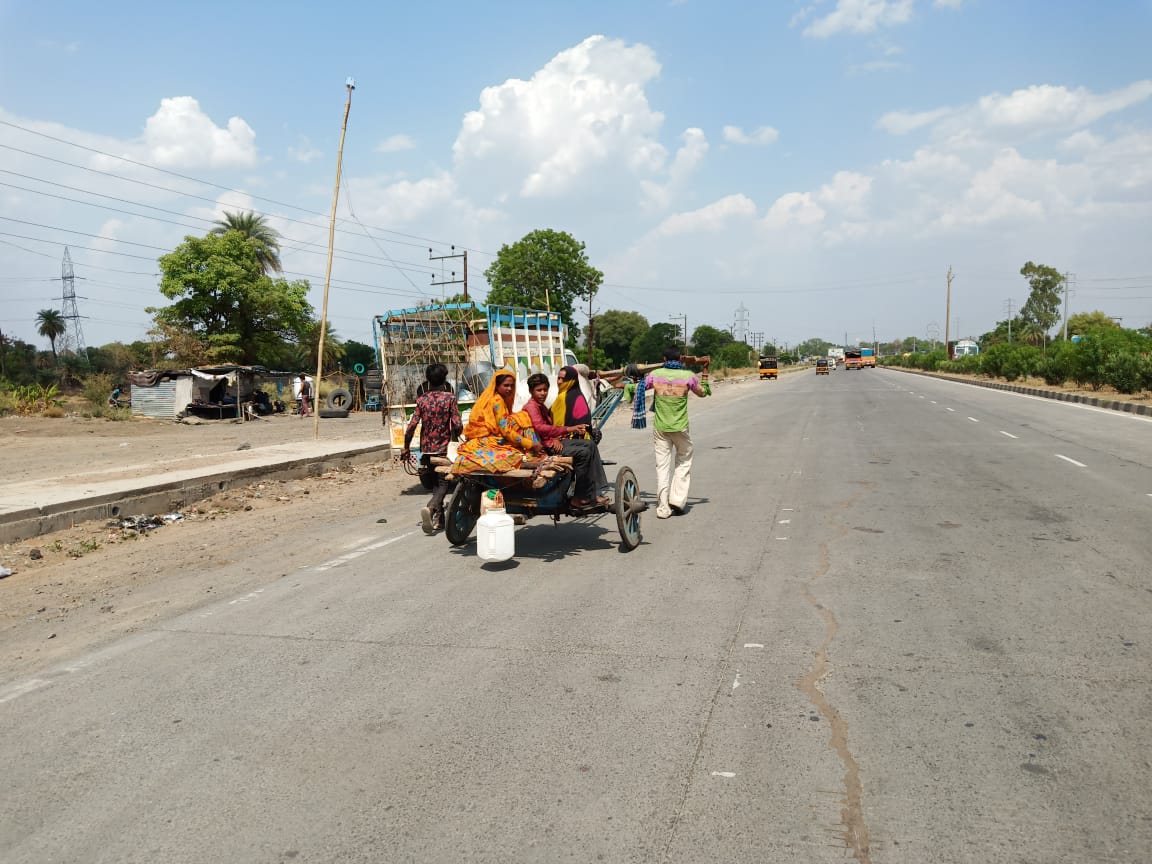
[476, 510, 515, 562]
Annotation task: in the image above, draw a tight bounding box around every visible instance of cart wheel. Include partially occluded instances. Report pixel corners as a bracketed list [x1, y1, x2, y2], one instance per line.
[445, 484, 478, 546]
[614, 466, 643, 551]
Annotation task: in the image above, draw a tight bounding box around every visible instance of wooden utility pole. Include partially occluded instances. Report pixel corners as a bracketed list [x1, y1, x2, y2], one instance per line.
[313, 78, 355, 440]
[944, 266, 953, 360]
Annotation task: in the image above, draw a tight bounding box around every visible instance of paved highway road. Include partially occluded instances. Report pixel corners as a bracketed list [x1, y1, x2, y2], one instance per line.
[3, 368, 1151, 863]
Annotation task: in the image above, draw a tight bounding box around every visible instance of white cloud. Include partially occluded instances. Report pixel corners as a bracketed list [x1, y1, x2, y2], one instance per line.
[764, 192, 826, 228]
[452, 35, 668, 201]
[934, 0, 964, 7]
[876, 107, 952, 134]
[976, 80, 1152, 130]
[879, 80, 1152, 139]
[377, 134, 416, 153]
[141, 97, 257, 168]
[818, 170, 873, 208]
[804, 0, 914, 38]
[655, 194, 756, 236]
[722, 125, 780, 146]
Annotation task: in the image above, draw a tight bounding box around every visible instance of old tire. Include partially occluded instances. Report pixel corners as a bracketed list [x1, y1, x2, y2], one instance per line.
[614, 466, 642, 551]
[445, 484, 478, 547]
[319, 407, 349, 419]
[326, 387, 352, 409]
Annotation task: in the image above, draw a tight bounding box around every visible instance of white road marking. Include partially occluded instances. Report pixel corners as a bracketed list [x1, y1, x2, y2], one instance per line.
[968, 417, 979, 423]
[744, 643, 765, 649]
[315, 532, 416, 572]
[778, 519, 791, 524]
[999, 431, 1019, 439]
[945, 407, 956, 412]
[920, 376, 1152, 423]
[1055, 454, 1087, 468]
[732, 672, 742, 690]
[1147, 494, 1152, 498]
[775, 537, 788, 541]
[781, 508, 794, 512]
[711, 771, 737, 778]
[930, 400, 937, 404]
[0, 678, 51, 704]
[228, 588, 266, 605]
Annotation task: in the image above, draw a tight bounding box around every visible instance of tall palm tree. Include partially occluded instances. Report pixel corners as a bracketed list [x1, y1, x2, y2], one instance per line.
[209, 210, 283, 274]
[36, 309, 66, 364]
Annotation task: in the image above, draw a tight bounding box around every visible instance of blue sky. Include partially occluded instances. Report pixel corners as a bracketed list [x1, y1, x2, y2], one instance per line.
[2, 0, 1151, 354]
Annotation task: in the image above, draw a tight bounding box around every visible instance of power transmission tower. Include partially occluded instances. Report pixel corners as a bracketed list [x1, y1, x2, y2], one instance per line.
[1004, 298, 1015, 343]
[429, 245, 468, 301]
[732, 303, 750, 345]
[59, 247, 87, 361]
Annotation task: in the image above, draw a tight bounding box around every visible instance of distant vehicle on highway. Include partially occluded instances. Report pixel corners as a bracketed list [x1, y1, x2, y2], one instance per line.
[953, 339, 980, 357]
[758, 357, 778, 380]
[816, 358, 830, 375]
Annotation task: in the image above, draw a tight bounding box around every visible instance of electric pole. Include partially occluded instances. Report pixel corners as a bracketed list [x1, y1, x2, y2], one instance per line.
[58, 247, 87, 362]
[1004, 298, 1015, 343]
[944, 266, 953, 359]
[429, 246, 468, 301]
[669, 314, 688, 353]
[1062, 272, 1074, 341]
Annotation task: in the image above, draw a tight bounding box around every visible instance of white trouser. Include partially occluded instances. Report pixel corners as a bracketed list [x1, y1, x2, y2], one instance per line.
[653, 428, 693, 513]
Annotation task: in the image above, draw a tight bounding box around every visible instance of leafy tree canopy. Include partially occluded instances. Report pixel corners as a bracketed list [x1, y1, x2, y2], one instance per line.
[483, 229, 602, 337]
[1066, 310, 1121, 336]
[630, 322, 681, 364]
[716, 341, 755, 369]
[36, 309, 66, 362]
[343, 339, 377, 371]
[690, 324, 734, 358]
[592, 310, 648, 367]
[152, 231, 314, 366]
[1019, 261, 1064, 336]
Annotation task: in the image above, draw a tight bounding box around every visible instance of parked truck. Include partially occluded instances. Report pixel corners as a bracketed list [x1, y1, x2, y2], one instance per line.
[372, 302, 580, 451]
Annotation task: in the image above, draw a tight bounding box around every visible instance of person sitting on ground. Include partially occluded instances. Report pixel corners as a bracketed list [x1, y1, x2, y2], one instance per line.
[401, 363, 464, 535]
[523, 372, 610, 508]
[452, 370, 544, 475]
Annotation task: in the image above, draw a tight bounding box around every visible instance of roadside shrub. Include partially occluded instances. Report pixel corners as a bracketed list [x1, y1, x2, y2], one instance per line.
[1105, 352, 1146, 394]
[82, 372, 115, 410]
[42, 405, 66, 418]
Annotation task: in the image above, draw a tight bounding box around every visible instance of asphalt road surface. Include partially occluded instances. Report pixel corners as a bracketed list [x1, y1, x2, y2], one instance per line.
[3, 368, 1151, 863]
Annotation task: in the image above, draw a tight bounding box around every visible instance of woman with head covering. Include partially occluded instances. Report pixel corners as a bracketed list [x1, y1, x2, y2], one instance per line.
[551, 366, 600, 441]
[452, 369, 544, 475]
[524, 372, 610, 508]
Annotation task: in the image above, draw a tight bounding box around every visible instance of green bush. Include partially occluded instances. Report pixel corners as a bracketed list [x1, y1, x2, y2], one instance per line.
[82, 372, 115, 409]
[1105, 352, 1146, 394]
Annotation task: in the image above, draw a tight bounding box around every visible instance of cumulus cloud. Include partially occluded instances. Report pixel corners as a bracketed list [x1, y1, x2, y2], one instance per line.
[934, 0, 964, 7]
[764, 192, 826, 228]
[655, 194, 756, 236]
[722, 125, 780, 146]
[377, 134, 416, 153]
[452, 35, 669, 201]
[141, 97, 257, 168]
[288, 136, 321, 163]
[879, 80, 1152, 138]
[804, 0, 914, 38]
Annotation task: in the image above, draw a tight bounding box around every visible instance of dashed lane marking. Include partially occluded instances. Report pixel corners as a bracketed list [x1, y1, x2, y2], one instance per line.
[710, 771, 737, 778]
[968, 417, 980, 423]
[999, 431, 1020, 439]
[1055, 454, 1087, 468]
[315, 532, 417, 572]
[744, 643, 765, 649]
[945, 407, 956, 412]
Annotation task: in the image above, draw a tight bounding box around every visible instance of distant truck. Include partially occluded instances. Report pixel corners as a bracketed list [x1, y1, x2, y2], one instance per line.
[861, 347, 875, 368]
[844, 349, 862, 370]
[952, 339, 979, 358]
[828, 348, 845, 365]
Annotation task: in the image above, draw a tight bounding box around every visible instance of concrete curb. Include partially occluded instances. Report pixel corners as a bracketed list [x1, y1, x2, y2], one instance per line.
[883, 367, 1152, 416]
[0, 442, 392, 545]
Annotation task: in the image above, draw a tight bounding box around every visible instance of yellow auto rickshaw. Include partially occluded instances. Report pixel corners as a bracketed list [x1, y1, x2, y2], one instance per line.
[758, 357, 778, 380]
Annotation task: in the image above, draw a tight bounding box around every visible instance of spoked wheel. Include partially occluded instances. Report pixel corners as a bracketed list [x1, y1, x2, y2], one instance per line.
[614, 466, 643, 551]
[445, 484, 479, 546]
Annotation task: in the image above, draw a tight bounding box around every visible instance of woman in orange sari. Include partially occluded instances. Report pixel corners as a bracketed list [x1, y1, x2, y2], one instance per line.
[453, 370, 544, 474]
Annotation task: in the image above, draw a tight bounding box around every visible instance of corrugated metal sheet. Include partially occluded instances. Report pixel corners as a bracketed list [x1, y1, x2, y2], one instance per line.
[131, 381, 178, 419]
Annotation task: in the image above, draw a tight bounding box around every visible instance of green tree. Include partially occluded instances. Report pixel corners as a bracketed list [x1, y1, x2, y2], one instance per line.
[343, 339, 377, 371]
[36, 309, 66, 364]
[483, 229, 602, 337]
[690, 325, 734, 358]
[1066, 310, 1121, 336]
[716, 342, 755, 369]
[152, 231, 314, 366]
[1019, 262, 1064, 339]
[630, 322, 681, 363]
[210, 210, 283, 274]
[591, 310, 648, 367]
[795, 337, 835, 358]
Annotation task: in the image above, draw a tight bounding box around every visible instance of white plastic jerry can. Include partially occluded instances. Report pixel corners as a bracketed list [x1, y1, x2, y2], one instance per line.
[476, 510, 515, 562]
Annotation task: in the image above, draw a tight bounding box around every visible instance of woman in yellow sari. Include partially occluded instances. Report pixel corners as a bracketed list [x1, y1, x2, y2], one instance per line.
[453, 370, 544, 474]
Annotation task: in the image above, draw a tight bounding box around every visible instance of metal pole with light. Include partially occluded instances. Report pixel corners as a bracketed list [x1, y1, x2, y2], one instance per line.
[313, 78, 355, 440]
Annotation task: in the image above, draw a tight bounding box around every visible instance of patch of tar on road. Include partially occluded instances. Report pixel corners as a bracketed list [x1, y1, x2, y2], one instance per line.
[797, 542, 873, 864]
